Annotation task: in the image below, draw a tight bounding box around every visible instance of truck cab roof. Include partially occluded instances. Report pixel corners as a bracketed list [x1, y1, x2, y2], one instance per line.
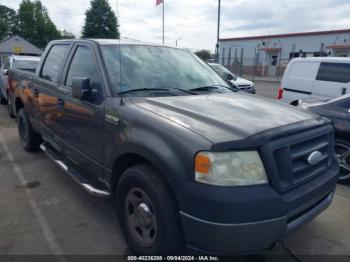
[50, 38, 177, 48]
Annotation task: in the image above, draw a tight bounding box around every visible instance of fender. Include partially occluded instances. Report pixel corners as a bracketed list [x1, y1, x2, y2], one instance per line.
[105, 141, 190, 189]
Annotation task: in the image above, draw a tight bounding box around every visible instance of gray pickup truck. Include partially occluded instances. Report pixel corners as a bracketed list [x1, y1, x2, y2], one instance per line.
[8, 39, 339, 255]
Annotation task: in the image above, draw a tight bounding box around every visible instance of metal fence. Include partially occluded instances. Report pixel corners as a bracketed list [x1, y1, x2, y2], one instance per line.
[219, 50, 290, 82]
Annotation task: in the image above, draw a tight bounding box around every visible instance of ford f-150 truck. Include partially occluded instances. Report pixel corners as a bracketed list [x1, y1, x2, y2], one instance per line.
[8, 39, 339, 255]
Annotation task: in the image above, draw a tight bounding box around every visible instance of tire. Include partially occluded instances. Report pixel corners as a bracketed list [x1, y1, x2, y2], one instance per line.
[0, 91, 6, 105]
[7, 97, 15, 118]
[335, 139, 350, 183]
[290, 100, 299, 106]
[17, 108, 42, 152]
[116, 164, 183, 255]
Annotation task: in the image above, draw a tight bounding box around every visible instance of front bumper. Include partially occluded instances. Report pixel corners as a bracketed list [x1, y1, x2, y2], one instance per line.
[177, 162, 338, 254]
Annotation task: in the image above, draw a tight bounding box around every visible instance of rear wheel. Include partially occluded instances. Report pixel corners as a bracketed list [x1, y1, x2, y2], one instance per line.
[17, 108, 42, 152]
[7, 96, 15, 118]
[335, 139, 350, 183]
[116, 164, 183, 255]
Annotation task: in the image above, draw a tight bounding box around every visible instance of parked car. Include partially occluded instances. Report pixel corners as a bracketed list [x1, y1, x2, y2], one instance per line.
[0, 55, 40, 108]
[8, 39, 339, 255]
[299, 94, 350, 182]
[278, 57, 350, 105]
[208, 62, 256, 94]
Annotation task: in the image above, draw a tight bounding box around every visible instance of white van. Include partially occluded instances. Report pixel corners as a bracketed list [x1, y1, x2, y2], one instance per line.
[278, 57, 350, 105]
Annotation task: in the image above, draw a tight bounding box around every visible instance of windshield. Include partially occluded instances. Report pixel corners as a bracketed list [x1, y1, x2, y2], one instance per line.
[210, 64, 235, 79]
[101, 45, 230, 96]
[14, 60, 39, 71]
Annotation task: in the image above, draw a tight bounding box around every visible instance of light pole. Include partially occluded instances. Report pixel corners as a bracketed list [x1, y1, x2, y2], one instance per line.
[216, 0, 221, 63]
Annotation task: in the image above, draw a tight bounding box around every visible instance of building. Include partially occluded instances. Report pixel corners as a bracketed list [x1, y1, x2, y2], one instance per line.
[219, 29, 350, 77]
[0, 35, 42, 68]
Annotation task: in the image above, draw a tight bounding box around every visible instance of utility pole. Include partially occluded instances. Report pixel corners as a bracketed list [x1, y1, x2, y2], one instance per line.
[162, 0, 165, 44]
[216, 0, 221, 63]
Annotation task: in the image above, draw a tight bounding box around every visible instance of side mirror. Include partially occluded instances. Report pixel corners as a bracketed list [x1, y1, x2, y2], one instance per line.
[3, 69, 8, 76]
[72, 77, 91, 100]
[226, 73, 233, 81]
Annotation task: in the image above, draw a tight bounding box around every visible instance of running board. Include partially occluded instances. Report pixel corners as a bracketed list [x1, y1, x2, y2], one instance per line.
[40, 143, 111, 198]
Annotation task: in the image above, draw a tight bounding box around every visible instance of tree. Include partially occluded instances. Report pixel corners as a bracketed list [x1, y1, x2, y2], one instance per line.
[82, 0, 120, 39]
[60, 30, 75, 39]
[195, 50, 212, 61]
[16, 0, 61, 48]
[0, 5, 17, 40]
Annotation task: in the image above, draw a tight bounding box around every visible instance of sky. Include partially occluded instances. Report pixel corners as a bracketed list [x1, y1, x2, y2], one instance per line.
[1, 0, 350, 52]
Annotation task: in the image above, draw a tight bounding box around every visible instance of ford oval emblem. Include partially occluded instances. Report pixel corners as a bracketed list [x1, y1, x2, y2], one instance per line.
[307, 151, 323, 165]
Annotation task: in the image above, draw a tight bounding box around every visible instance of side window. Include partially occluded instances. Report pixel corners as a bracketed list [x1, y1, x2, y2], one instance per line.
[40, 45, 69, 83]
[65, 46, 100, 90]
[316, 62, 350, 83]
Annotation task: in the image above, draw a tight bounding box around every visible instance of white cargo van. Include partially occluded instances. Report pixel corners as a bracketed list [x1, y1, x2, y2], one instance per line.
[278, 57, 350, 105]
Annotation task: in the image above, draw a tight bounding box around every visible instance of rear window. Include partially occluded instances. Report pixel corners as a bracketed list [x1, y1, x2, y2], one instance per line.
[316, 62, 350, 83]
[40, 45, 69, 83]
[14, 60, 39, 72]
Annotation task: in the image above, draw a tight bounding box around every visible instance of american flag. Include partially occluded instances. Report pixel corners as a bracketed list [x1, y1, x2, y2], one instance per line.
[156, 0, 163, 6]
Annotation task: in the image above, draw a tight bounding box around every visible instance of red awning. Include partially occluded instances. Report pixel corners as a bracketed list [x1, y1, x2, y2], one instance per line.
[259, 47, 282, 52]
[326, 45, 350, 50]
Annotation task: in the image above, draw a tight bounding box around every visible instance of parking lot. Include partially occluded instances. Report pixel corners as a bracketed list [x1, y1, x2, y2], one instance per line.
[0, 81, 349, 258]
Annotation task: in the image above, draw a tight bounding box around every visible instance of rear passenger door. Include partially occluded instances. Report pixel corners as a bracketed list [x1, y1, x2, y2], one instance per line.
[313, 62, 350, 99]
[56, 44, 105, 182]
[34, 44, 71, 147]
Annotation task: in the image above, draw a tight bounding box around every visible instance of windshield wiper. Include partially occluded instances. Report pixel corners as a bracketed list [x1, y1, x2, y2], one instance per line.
[189, 85, 232, 93]
[119, 87, 197, 95]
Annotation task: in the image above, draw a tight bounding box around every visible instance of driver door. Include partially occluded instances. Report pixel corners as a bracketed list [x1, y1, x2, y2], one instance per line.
[57, 44, 106, 184]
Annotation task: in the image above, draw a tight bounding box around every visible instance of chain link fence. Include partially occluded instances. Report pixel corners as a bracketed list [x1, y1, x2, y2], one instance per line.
[219, 49, 290, 82]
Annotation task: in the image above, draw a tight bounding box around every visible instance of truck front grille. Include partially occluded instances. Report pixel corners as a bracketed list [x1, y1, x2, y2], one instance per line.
[260, 125, 334, 192]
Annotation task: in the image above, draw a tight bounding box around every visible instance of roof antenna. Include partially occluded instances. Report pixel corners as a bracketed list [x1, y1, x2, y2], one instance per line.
[116, 0, 124, 106]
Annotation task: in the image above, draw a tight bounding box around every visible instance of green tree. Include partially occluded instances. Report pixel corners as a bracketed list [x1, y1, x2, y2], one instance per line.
[82, 0, 120, 39]
[17, 0, 60, 48]
[0, 5, 17, 40]
[60, 30, 75, 39]
[195, 50, 212, 61]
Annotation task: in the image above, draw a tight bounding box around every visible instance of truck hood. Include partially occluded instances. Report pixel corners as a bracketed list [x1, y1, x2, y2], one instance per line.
[131, 93, 315, 143]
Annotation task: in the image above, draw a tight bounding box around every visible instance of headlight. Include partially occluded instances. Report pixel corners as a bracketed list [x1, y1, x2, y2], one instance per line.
[195, 151, 268, 186]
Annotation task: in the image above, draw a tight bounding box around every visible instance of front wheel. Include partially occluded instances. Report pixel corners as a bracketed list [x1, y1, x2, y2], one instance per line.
[17, 108, 42, 152]
[335, 139, 350, 183]
[116, 164, 183, 255]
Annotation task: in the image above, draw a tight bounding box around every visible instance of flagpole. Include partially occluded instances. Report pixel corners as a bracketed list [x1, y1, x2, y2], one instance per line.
[162, 0, 165, 44]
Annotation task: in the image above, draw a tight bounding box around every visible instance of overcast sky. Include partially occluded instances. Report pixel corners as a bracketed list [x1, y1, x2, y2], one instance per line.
[1, 0, 350, 51]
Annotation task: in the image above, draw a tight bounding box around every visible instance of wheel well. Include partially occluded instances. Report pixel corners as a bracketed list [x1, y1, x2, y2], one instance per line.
[15, 97, 24, 114]
[290, 100, 299, 106]
[111, 153, 150, 193]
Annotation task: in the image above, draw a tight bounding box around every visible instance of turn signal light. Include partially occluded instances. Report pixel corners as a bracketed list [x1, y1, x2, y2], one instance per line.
[195, 154, 211, 174]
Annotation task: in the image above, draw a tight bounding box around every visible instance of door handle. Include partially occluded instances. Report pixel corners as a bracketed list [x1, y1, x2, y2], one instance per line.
[341, 87, 347, 95]
[57, 98, 65, 109]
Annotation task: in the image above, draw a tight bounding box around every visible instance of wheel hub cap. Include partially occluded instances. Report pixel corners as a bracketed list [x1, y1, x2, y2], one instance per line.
[135, 203, 152, 227]
[125, 188, 157, 247]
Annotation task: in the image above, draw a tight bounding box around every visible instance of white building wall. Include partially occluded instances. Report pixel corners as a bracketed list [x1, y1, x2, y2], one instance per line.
[219, 31, 350, 67]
